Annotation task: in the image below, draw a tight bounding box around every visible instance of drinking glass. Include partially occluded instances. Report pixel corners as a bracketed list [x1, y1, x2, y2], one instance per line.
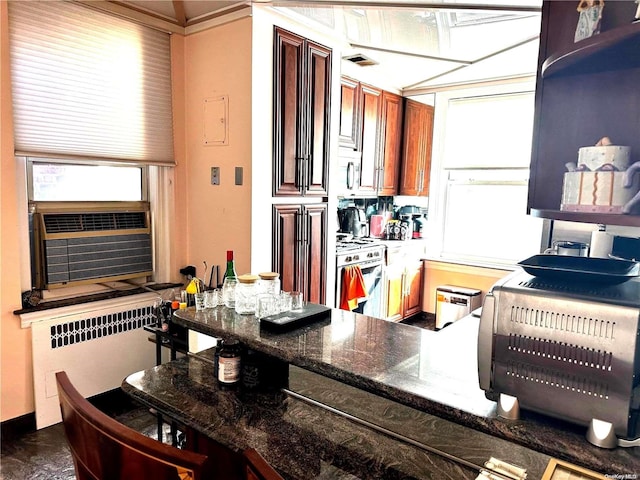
[256, 294, 277, 319]
[204, 290, 217, 308]
[222, 277, 238, 308]
[278, 291, 292, 313]
[291, 291, 304, 311]
[194, 292, 206, 311]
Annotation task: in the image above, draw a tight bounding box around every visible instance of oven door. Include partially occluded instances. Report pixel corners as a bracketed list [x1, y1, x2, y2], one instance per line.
[336, 260, 384, 319]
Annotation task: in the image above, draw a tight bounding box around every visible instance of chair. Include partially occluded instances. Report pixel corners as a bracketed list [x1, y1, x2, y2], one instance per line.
[56, 371, 284, 480]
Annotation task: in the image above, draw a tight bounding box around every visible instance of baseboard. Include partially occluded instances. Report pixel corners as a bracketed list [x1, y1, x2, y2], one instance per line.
[1, 387, 142, 439]
[1, 412, 36, 442]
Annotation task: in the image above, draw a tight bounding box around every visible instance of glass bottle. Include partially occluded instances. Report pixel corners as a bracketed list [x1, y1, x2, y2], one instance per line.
[223, 250, 238, 280]
[235, 274, 259, 315]
[217, 339, 241, 386]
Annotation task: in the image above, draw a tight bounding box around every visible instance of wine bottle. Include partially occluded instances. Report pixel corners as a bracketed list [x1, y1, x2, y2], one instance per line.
[223, 250, 237, 280]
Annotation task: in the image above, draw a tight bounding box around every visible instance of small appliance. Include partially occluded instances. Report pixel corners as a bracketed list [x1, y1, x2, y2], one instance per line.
[338, 206, 368, 238]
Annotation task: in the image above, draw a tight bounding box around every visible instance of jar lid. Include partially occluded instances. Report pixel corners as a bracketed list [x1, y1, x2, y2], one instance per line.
[237, 274, 259, 284]
[258, 272, 280, 280]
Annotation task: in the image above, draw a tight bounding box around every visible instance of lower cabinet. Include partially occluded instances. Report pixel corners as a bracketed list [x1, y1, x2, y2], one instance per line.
[273, 204, 327, 304]
[383, 259, 423, 322]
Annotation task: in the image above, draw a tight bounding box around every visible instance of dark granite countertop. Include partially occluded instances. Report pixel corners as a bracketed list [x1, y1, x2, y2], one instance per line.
[123, 353, 552, 479]
[172, 306, 640, 476]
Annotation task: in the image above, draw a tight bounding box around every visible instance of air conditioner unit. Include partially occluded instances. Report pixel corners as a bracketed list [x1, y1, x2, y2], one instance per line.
[31, 202, 153, 289]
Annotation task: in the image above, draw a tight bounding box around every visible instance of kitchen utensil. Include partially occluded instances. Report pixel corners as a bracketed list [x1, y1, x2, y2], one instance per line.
[411, 213, 426, 239]
[399, 214, 413, 240]
[517, 254, 640, 283]
[544, 240, 589, 257]
[339, 206, 368, 238]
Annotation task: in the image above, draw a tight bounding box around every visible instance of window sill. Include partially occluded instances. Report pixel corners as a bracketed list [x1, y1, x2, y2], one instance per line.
[14, 282, 182, 316]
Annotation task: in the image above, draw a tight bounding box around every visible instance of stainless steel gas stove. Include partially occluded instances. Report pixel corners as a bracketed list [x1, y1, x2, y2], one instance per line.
[335, 236, 385, 318]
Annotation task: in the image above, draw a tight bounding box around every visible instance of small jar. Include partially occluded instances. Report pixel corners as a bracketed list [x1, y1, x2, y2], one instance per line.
[257, 272, 280, 297]
[217, 339, 241, 385]
[235, 274, 259, 315]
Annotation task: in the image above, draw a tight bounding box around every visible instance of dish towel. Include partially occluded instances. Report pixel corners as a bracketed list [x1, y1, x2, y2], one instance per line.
[340, 265, 367, 311]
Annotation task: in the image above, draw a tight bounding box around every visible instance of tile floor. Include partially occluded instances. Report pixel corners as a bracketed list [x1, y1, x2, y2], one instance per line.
[1, 403, 167, 480]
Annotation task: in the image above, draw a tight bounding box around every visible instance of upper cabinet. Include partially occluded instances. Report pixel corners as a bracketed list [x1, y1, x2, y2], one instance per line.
[528, 1, 640, 226]
[273, 27, 331, 197]
[378, 91, 404, 196]
[337, 77, 403, 196]
[399, 99, 434, 197]
[338, 77, 361, 150]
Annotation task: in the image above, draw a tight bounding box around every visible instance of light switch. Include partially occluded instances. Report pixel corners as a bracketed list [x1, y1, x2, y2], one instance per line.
[211, 167, 220, 185]
[235, 167, 243, 185]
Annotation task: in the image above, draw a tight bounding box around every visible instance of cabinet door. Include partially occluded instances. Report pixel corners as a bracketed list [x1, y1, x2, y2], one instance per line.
[384, 264, 404, 322]
[403, 261, 423, 318]
[304, 42, 331, 197]
[378, 91, 403, 196]
[400, 99, 434, 197]
[338, 77, 360, 150]
[273, 28, 305, 196]
[358, 84, 382, 195]
[301, 204, 327, 304]
[272, 204, 303, 294]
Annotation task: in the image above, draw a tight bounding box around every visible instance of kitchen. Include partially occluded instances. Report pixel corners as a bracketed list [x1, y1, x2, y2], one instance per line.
[2, 0, 640, 477]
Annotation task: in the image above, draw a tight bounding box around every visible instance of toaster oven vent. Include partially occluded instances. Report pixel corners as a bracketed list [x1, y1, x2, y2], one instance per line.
[510, 306, 615, 339]
[506, 362, 609, 399]
[519, 279, 625, 301]
[508, 334, 613, 370]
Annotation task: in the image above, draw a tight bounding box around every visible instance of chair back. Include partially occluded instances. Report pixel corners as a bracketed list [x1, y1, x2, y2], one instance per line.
[56, 371, 211, 480]
[243, 448, 285, 480]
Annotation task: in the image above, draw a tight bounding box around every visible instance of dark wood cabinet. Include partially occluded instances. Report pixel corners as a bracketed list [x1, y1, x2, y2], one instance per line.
[338, 77, 360, 150]
[273, 27, 331, 197]
[338, 77, 402, 196]
[528, 1, 640, 226]
[378, 91, 403, 196]
[272, 204, 327, 304]
[399, 99, 434, 197]
[358, 84, 382, 195]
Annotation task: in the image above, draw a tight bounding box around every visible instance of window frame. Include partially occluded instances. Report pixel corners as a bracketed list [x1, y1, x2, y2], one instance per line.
[425, 79, 546, 268]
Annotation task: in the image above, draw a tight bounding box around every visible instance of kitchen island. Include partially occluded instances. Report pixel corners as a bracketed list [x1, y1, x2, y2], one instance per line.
[122, 306, 639, 479]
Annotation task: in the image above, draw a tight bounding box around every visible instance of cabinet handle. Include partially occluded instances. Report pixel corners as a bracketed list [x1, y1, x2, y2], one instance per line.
[296, 211, 303, 244]
[347, 161, 355, 190]
[296, 157, 305, 190]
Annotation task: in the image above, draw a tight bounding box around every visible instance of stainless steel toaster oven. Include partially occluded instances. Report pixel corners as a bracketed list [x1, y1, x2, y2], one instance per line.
[478, 267, 640, 447]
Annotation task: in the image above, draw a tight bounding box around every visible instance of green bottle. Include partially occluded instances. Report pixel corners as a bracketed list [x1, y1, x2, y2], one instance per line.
[224, 250, 237, 280]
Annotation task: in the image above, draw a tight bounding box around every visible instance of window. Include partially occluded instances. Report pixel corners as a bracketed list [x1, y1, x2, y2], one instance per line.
[29, 161, 145, 202]
[9, 1, 175, 293]
[429, 84, 545, 266]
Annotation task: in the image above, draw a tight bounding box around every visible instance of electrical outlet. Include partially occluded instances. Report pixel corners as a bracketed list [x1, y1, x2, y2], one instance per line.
[211, 167, 220, 185]
[235, 167, 243, 185]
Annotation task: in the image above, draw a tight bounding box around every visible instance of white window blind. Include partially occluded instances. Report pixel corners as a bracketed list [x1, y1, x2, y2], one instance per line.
[9, 1, 175, 165]
[443, 92, 534, 169]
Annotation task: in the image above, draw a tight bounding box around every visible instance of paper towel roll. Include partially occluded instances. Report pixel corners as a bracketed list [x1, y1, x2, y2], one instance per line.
[589, 230, 613, 258]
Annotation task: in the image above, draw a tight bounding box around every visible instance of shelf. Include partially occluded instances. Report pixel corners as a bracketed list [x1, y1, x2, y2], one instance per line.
[530, 208, 640, 227]
[542, 21, 640, 78]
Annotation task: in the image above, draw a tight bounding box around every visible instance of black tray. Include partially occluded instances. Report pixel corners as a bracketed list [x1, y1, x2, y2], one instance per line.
[517, 255, 640, 284]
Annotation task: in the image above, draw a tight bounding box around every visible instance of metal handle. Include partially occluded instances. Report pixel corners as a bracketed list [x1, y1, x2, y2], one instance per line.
[295, 210, 303, 244]
[295, 157, 304, 189]
[346, 161, 355, 190]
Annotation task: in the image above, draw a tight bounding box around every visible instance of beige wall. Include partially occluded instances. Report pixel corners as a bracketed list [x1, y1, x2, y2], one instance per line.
[1, 1, 34, 422]
[422, 261, 511, 313]
[182, 18, 252, 279]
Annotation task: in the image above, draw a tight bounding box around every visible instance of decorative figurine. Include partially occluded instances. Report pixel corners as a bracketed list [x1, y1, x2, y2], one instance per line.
[575, 0, 605, 42]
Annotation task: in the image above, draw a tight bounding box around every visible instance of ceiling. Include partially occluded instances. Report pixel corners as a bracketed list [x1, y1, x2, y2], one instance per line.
[112, 0, 542, 93]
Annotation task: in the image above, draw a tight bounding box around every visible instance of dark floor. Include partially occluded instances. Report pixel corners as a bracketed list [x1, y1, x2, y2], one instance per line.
[0, 399, 170, 480]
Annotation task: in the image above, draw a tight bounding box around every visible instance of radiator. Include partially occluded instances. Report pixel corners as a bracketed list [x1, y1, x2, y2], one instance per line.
[20, 292, 165, 429]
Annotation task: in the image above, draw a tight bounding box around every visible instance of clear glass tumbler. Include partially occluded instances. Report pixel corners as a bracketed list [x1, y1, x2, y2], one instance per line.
[222, 277, 238, 308]
[194, 292, 206, 311]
